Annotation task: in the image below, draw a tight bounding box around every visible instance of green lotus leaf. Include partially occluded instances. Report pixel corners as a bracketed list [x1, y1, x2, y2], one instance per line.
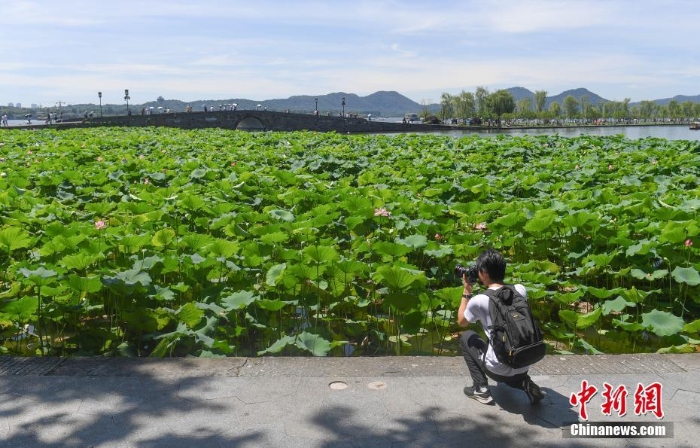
[177, 302, 204, 329]
[523, 210, 557, 234]
[587, 286, 622, 299]
[625, 240, 654, 257]
[119, 234, 153, 253]
[180, 233, 214, 251]
[209, 239, 239, 258]
[683, 319, 700, 334]
[179, 194, 206, 210]
[266, 263, 287, 286]
[270, 209, 295, 222]
[260, 231, 289, 244]
[553, 289, 584, 305]
[60, 253, 101, 271]
[577, 307, 602, 329]
[257, 335, 296, 355]
[574, 338, 603, 355]
[152, 285, 176, 302]
[19, 266, 57, 279]
[152, 228, 177, 247]
[190, 168, 208, 179]
[659, 222, 686, 244]
[66, 274, 103, 294]
[122, 308, 169, 333]
[194, 316, 218, 347]
[617, 286, 654, 304]
[256, 299, 290, 312]
[221, 290, 257, 311]
[493, 212, 525, 228]
[335, 259, 367, 275]
[383, 292, 421, 312]
[0, 227, 32, 252]
[630, 269, 668, 281]
[1, 296, 38, 320]
[373, 241, 411, 258]
[295, 331, 331, 356]
[558, 309, 578, 325]
[304, 245, 339, 264]
[602, 296, 635, 315]
[374, 265, 426, 292]
[562, 211, 598, 228]
[395, 234, 428, 249]
[642, 309, 684, 337]
[671, 266, 700, 286]
[103, 268, 152, 287]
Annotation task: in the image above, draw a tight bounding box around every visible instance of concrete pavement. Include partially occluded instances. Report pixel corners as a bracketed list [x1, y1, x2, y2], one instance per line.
[0, 354, 698, 447]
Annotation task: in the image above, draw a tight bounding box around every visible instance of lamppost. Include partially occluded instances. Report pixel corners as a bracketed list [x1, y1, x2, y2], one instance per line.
[341, 97, 345, 117]
[124, 89, 130, 115]
[98, 92, 103, 118]
[315, 97, 318, 115]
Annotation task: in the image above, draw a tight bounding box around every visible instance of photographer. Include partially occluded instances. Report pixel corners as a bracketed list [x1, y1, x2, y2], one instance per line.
[456, 248, 545, 405]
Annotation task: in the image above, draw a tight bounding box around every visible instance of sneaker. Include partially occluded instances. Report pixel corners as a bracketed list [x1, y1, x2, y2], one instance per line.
[463, 386, 494, 405]
[523, 378, 546, 405]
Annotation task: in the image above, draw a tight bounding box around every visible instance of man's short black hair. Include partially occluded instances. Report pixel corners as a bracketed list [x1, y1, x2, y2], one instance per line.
[476, 248, 506, 283]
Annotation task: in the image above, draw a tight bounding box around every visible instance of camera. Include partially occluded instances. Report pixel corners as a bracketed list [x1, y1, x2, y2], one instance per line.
[455, 264, 479, 284]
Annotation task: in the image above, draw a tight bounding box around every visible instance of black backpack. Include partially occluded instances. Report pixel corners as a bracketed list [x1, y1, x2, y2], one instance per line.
[484, 285, 546, 369]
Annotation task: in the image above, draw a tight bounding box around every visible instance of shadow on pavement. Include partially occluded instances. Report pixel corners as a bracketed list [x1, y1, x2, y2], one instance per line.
[0, 358, 261, 447]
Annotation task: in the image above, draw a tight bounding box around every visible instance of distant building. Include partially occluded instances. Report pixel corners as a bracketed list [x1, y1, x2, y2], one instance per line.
[15, 103, 21, 108]
[31, 104, 37, 109]
[7, 103, 13, 108]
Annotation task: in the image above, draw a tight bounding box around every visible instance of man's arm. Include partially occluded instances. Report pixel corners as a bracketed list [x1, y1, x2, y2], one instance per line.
[457, 275, 473, 327]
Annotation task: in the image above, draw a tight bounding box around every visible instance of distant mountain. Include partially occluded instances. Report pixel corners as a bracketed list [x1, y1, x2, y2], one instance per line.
[646, 94, 700, 106]
[134, 91, 424, 117]
[505, 87, 609, 108]
[53, 88, 700, 120]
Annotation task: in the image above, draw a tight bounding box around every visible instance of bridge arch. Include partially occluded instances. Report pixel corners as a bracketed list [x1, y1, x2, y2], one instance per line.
[235, 114, 267, 131]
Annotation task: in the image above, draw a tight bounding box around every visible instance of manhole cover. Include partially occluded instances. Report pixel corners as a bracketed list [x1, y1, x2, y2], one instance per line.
[367, 381, 386, 390]
[329, 381, 349, 390]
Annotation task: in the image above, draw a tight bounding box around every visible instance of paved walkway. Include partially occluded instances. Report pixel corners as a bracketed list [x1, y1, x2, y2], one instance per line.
[0, 354, 698, 447]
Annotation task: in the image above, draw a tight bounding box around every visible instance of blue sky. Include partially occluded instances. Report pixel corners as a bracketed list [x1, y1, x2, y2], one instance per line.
[2, 0, 699, 107]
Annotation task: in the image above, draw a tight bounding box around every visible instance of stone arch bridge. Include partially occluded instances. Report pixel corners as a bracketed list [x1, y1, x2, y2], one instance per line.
[75, 110, 453, 133]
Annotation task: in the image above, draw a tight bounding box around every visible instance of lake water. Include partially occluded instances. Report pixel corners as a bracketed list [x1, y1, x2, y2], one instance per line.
[436, 124, 700, 141]
[4, 119, 699, 141]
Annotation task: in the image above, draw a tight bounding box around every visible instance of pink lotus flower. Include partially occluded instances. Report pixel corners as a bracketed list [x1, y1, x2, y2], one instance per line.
[143, 178, 150, 184]
[434, 233, 442, 241]
[608, 164, 614, 170]
[474, 222, 488, 230]
[374, 207, 391, 217]
[97, 156, 103, 162]
[94, 220, 107, 230]
[686, 239, 693, 247]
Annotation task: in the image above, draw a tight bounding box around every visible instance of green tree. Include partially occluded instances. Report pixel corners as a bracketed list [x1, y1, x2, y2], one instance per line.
[549, 101, 561, 117]
[563, 95, 580, 119]
[453, 90, 476, 123]
[440, 93, 454, 122]
[682, 101, 694, 118]
[517, 98, 533, 118]
[639, 100, 657, 119]
[487, 90, 515, 125]
[667, 100, 680, 118]
[534, 90, 547, 113]
[475, 86, 490, 117]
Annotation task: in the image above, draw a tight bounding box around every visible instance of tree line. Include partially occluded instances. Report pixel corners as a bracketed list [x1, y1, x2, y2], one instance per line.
[436, 87, 700, 125]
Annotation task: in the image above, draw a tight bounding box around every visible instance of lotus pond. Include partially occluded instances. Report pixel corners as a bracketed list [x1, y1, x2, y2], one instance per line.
[0, 127, 699, 357]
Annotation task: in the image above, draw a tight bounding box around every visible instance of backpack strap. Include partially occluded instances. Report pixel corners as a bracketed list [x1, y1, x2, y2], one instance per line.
[481, 287, 506, 364]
